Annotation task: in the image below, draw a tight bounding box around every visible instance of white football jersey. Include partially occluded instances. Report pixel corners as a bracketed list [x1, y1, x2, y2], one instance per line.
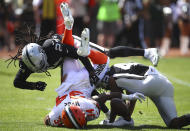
[49, 65, 99, 126]
[49, 95, 100, 126]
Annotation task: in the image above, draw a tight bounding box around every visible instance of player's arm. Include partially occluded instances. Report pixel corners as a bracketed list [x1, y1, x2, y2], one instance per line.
[13, 61, 46, 91]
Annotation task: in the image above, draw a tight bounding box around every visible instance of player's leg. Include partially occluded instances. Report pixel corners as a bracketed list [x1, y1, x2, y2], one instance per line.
[151, 96, 190, 128]
[150, 96, 177, 127]
[108, 46, 159, 66]
[110, 98, 131, 121]
[60, 2, 74, 46]
[62, 29, 74, 46]
[114, 71, 172, 97]
[77, 28, 109, 64]
[99, 97, 134, 126]
[88, 49, 108, 65]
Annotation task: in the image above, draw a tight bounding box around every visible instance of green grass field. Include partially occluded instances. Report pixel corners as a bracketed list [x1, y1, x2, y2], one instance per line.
[0, 57, 190, 131]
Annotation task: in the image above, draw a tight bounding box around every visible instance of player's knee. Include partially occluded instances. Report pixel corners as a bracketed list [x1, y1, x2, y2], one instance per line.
[111, 98, 131, 120]
[44, 115, 51, 126]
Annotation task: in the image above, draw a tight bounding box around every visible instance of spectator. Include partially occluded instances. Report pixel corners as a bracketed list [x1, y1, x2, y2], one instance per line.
[0, 0, 6, 49]
[143, 0, 164, 48]
[4, 2, 16, 51]
[160, 0, 179, 56]
[96, 0, 121, 48]
[116, 0, 147, 49]
[55, 0, 70, 35]
[33, 0, 56, 37]
[87, 0, 99, 43]
[69, 0, 88, 36]
[177, 0, 190, 55]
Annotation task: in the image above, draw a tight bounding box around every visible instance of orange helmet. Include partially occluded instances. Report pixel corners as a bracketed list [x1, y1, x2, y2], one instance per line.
[62, 105, 87, 129]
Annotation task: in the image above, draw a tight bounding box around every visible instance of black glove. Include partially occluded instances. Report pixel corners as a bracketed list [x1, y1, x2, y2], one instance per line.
[35, 81, 47, 91]
[89, 72, 100, 86]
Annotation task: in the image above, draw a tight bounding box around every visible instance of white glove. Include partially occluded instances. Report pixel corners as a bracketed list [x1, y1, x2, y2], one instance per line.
[60, 3, 74, 30]
[122, 92, 146, 103]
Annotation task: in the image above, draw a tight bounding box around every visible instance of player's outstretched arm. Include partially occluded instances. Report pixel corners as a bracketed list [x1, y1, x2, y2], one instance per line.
[14, 69, 46, 91]
[13, 61, 47, 91]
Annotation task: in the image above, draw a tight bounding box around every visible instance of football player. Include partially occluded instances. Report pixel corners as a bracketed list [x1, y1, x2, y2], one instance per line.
[11, 2, 159, 92]
[98, 62, 190, 128]
[44, 58, 145, 128]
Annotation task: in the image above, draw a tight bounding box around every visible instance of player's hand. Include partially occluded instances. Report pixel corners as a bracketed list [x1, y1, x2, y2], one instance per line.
[35, 81, 47, 91]
[127, 92, 145, 103]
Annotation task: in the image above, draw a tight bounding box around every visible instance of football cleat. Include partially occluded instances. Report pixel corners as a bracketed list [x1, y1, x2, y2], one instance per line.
[62, 105, 87, 129]
[99, 117, 134, 127]
[99, 119, 111, 125]
[77, 28, 91, 57]
[60, 3, 74, 30]
[144, 48, 160, 67]
[111, 117, 134, 127]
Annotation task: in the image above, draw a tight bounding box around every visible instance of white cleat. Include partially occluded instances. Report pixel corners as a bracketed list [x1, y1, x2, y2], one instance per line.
[99, 119, 110, 125]
[60, 3, 74, 30]
[99, 117, 134, 127]
[112, 117, 134, 127]
[144, 48, 160, 67]
[77, 28, 91, 57]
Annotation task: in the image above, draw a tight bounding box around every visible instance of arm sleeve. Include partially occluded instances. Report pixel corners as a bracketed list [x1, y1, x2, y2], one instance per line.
[13, 61, 37, 90]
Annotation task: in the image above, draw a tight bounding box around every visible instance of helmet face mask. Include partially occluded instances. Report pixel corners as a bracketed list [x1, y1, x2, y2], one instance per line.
[62, 105, 87, 129]
[22, 43, 48, 73]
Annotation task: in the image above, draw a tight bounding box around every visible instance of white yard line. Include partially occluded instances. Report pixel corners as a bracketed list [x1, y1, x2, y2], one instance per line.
[163, 73, 190, 87]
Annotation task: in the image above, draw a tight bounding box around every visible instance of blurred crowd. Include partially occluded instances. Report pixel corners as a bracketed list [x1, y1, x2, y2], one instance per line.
[0, 0, 190, 56]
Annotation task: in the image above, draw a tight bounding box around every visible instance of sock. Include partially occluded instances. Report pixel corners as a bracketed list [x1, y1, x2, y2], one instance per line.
[88, 49, 108, 64]
[62, 29, 74, 46]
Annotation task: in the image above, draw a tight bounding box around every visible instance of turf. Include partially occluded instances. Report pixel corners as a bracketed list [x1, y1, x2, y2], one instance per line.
[0, 57, 190, 131]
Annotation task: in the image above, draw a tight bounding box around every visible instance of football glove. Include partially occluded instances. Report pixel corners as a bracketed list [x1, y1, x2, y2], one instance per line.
[123, 92, 145, 103]
[35, 81, 47, 91]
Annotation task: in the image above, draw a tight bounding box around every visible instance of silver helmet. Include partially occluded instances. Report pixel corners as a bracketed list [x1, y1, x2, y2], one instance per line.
[22, 43, 48, 73]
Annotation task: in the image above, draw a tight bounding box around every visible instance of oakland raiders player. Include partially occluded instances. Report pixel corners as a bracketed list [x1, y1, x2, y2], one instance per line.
[10, 2, 159, 91]
[12, 3, 103, 91]
[98, 62, 190, 128]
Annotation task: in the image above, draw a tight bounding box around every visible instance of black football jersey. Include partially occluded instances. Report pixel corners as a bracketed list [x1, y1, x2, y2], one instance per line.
[42, 38, 78, 69]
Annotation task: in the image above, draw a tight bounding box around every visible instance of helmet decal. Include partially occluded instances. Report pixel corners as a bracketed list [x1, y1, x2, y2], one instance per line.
[25, 46, 35, 67]
[65, 106, 81, 129]
[62, 105, 87, 129]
